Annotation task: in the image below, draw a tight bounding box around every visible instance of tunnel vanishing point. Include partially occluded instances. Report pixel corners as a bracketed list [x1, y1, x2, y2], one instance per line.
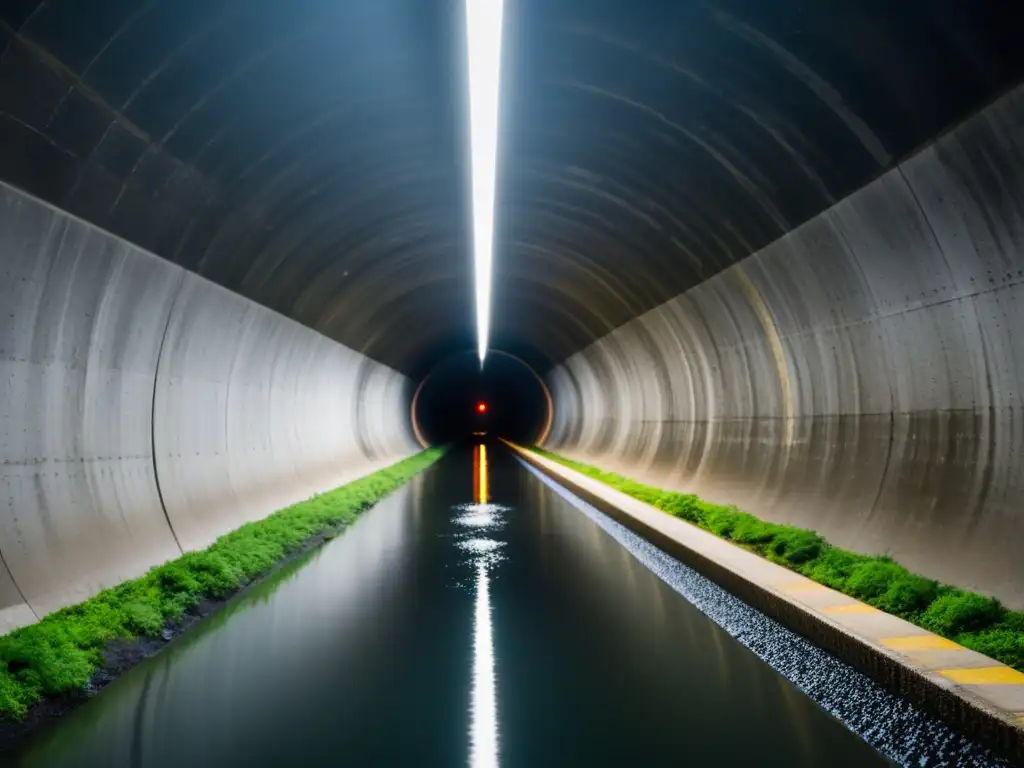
[1, 0, 1023, 644]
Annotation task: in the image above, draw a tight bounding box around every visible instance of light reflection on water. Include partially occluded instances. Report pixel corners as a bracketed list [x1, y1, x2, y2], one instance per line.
[470, 560, 498, 768]
[457, 538, 505, 555]
[453, 504, 510, 530]
[462, 444, 501, 768]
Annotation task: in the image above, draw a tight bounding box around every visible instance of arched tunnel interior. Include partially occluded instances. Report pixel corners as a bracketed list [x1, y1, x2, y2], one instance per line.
[2, 0, 1024, 760]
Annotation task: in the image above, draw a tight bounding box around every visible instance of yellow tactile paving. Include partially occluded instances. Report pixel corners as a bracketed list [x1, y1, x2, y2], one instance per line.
[822, 603, 882, 615]
[881, 636, 963, 651]
[939, 667, 1024, 685]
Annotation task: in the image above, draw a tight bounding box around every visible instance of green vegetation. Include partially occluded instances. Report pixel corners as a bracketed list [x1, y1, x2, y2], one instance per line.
[530, 447, 1024, 673]
[0, 448, 445, 720]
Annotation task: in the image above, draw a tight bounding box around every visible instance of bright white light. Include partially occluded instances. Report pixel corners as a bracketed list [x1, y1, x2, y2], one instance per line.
[470, 560, 498, 767]
[465, 0, 505, 364]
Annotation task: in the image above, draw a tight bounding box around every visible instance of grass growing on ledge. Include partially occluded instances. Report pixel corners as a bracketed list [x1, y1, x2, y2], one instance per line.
[529, 447, 1024, 674]
[0, 448, 445, 720]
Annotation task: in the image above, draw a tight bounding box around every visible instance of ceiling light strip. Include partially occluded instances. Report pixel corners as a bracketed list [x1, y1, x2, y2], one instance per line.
[465, 0, 505, 364]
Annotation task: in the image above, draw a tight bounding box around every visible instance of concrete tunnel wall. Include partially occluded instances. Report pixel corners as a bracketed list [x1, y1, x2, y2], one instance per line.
[545, 84, 1024, 608]
[0, 182, 417, 632]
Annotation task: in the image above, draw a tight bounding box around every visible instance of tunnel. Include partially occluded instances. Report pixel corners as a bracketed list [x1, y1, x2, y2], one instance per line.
[1, 0, 1024, 763]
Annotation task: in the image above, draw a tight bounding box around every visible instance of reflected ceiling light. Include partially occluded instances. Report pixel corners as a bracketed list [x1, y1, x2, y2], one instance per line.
[470, 559, 497, 766]
[465, 0, 505, 365]
[474, 443, 490, 504]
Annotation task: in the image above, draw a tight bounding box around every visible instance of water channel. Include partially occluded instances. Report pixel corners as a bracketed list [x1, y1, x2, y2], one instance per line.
[16, 443, 892, 766]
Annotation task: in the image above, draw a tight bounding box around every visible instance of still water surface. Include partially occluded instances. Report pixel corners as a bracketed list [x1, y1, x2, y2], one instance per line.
[16, 444, 884, 766]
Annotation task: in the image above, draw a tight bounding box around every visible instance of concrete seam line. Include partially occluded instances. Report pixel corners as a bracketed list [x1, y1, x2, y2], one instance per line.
[731, 264, 793, 444]
[861, 409, 896, 528]
[0, 545, 38, 624]
[150, 269, 186, 554]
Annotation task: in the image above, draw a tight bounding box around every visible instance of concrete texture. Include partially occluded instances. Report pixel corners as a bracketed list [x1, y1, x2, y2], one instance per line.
[513, 444, 1024, 762]
[0, 182, 417, 632]
[545, 84, 1024, 608]
[154, 275, 413, 553]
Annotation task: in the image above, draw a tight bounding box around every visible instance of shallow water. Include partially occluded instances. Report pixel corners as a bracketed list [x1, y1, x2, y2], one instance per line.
[15, 444, 910, 766]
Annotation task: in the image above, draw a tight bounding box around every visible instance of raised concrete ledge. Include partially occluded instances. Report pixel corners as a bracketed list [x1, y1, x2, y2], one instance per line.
[508, 443, 1024, 763]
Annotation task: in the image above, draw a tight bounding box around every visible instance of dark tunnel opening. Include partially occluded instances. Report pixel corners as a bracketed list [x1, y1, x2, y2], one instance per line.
[413, 351, 551, 446]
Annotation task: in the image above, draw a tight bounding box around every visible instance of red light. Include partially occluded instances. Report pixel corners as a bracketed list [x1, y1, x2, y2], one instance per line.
[477, 402, 487, 414]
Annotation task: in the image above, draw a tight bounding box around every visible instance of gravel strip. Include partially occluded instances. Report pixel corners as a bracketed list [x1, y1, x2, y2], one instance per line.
[519, 458, 1008, 768]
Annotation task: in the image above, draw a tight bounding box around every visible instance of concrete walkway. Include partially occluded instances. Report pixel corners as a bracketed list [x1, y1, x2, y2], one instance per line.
[509, 443, 1024, 762]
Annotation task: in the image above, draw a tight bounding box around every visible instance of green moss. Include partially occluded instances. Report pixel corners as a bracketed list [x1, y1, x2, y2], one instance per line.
[0, 448, 444, 720]
[920, 591, 1004, 636]
[873, 573, 940, 617]
[0, 668, 37, 720]
[958, 628, 1024, 671]
[799, 548, 864, 590]
[845, 558, 907, 601]
[530, 446, 1024, 673]
[767, 527, 824, 565]
[728, 513, 779, 545]
[122, 602, 164, 636]
[702, 505, 740, 538]
[660, 494, 702, 524]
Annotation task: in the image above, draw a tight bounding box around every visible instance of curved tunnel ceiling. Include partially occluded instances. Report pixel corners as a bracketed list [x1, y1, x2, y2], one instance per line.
[1, 0, 1022, 378]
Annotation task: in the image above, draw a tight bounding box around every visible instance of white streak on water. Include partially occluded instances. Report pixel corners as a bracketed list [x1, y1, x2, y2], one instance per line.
[459, 538, 505, 555]
[470, 557, 499, 768]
